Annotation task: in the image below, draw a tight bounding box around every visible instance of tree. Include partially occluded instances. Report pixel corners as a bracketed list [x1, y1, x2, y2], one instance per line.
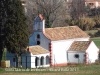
[0, 0, 29, 67]
[70, 0, 85, 19]
[0, 0, 7, 66]
[88, 8, 100, 16]
[28, 0, 67, 28]
[94, 15, 100, 28]
[78, 17, 95, 30]
[0, 0, 4, 64]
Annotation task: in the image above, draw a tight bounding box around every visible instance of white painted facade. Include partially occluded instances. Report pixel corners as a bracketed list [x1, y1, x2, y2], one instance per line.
[51, 38, 89, 65]
[29, 14, 99, 67]
[6, 14, 99, 68]
[66, 41, 99, 64]
[86, 41, 99, 63]
[22, 52, 50, 68]
[67, 51, 85, 63]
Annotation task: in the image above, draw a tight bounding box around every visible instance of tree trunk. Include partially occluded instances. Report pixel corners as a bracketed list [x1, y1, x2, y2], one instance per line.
[0, 39, 3, 67]
[16, 54, 21, 68]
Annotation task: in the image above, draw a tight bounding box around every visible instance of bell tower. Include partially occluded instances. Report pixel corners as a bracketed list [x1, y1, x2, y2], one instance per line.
[34, 14, 45, 32]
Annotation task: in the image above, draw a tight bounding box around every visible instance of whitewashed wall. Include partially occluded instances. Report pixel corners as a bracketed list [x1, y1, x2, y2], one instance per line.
[51, 38, 89, 65]
[29, 32, 50, 50]
[67, 51, 85, 63]
[31, 53, 50, 68]
[86, 41, 99, 63]
[22, 52, 50, 68]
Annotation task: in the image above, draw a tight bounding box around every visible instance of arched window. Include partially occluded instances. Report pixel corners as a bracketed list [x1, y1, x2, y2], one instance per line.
[37, 34, 40, 39]
[46, 56, 49, 65]
[40, 56, 44, 65]
[35, 57, 39, 68]
[37, 41, 40, 45]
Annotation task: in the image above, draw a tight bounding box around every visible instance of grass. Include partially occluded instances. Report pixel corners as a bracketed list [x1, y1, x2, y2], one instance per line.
[91, 37, 100, 48]
[85, 29, 100, 48]
[0, 64, 100, 75]
[85, 30, 98, 35]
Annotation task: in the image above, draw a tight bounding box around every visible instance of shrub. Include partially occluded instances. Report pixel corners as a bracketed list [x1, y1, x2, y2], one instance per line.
[93, 16, 100, 28]
[94, 30, 100, 37]
[68, 17, 96, 31]
[88, 33, 94, 38]
[78, 17, 95, 30]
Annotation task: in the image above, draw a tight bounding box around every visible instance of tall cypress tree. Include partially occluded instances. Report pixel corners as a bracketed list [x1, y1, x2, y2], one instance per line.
[0, 0, 7, 65]
[1, 0, 29, 67]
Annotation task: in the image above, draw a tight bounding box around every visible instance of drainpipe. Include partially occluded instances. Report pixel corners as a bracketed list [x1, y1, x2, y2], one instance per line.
[49, 42, 52, 66]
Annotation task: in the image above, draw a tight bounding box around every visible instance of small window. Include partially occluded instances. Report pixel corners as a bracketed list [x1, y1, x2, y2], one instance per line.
[13, 58, 16, 62]
[74, 54, 79, 58]
[37, 34, 40, 39]
[37, 41, 40, 45]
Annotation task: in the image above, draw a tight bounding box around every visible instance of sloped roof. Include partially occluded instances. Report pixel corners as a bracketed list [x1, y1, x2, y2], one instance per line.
[27, 46, 49, 55]
[44, 26, 89, 41]
[68, 41, 91, 51]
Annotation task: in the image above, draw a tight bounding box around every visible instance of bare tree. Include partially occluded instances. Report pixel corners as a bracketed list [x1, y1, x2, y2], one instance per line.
[33, 0, 67, 28]
[70, 0, 85, 19]
[22, 0, 67, 30]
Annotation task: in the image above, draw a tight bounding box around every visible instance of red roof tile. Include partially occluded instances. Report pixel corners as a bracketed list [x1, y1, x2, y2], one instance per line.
[68, 41, 91, 51]
[44, 26, 89, 41]
[27, 46, 49, 55]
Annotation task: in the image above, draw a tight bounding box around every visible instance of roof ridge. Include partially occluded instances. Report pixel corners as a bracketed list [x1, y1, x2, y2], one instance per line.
[45, 26, 78, 29]
[68, 41, 91, 51]
[44, 26, 89, 40]
[27, 45, 49, 55]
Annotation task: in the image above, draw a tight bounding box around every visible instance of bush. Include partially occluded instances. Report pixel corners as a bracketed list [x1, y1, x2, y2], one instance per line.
[68, 17, 96, 31]
[94, 30, 100, 37]
[94, 16, 100, 28]
[65, 19, 78, 26]
[88, 33, 95, 38]
[78, 17, 95, 30]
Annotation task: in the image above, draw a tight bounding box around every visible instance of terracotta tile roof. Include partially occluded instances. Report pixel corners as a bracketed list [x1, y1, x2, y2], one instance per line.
[27, 46, 49, 55]
[44, 26, 89, 41]
[68, 41, 91, 51]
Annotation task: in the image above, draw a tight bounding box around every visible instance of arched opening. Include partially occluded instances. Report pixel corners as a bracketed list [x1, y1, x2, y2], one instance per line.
[37, 34, 40, 39]
[37, 41, 40, 45]
[46, 56, 49, 65]
[40, 56, 44, 66]
[35, 57, 39, 68]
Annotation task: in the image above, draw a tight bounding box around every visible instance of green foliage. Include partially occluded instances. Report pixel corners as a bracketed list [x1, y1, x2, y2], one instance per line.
[2, 48, 7, 60]
[66, 19, 78, 26]
[68, 17, 95, 30]
[88, 8, 100, 16]
[1, 0, 29, 55]
[88, 33, 95, 38]
[93, 16, 100, 28]
[91, 37, 100, 48]
[78, 17, 95, 30]
[94, 30, 100, 37]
